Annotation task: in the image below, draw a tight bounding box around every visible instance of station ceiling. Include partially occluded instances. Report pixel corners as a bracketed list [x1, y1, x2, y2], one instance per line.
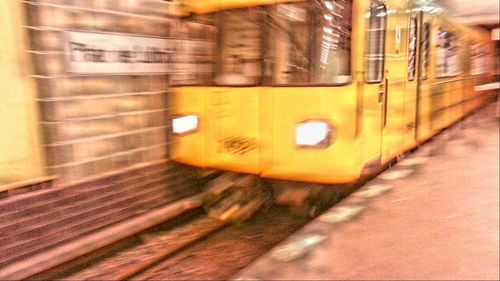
[438, 0, 499, 27]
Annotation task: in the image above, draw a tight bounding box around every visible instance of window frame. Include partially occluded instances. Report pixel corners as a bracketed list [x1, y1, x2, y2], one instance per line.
[364, 0, 388, 84]
[214, 7, 266, 87]
[263, 3, 315, 86]
[434, 27, 462, 79]
[407, 15, 418, 81]
[420, 21, 430, 80]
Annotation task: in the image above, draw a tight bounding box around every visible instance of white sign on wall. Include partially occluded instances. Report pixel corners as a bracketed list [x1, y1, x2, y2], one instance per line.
[65, 31, 174, 74]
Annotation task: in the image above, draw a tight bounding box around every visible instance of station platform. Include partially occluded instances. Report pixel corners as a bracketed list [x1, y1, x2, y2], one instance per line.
[233, 102, 499, 280]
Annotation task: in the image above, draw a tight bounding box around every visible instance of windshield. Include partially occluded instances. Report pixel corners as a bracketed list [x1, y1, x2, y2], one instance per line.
[264, 3, 312, 85]
[215, 8, 264, 86]
[265, 1, 353, 85]
[210, 1, 353, 87]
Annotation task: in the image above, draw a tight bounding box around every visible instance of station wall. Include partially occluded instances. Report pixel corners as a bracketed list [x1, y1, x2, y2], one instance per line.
[21, 0, 215, 185]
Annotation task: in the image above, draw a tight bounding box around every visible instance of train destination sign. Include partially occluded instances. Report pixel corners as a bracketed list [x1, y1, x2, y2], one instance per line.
[65, 31, 173, 74]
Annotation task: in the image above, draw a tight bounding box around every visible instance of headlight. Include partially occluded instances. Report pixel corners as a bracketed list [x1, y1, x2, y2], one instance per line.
[295, 120, 333, 148]
[172, 114, 199, 135]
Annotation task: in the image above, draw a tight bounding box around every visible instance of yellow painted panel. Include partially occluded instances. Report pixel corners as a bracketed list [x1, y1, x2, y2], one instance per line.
[183, 0, 303, 14]
[262, 86, 360, 184]
[0, 1, 46, 185]
[205, 87, 261, 174]
[169, 87, 207, 167]
[172, 85, 365, 184]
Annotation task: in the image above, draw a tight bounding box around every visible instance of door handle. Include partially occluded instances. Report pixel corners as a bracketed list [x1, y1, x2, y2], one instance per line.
[383, 78, 389, 126]
[377, 83, 385, 103]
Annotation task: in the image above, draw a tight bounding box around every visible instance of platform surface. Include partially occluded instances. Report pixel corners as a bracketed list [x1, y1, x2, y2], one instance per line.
[233, 102, 499, 280]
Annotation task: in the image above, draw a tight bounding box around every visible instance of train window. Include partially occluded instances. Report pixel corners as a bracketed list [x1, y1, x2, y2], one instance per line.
[310, 0, 353, 84]
[407, 15, 417, 81]
[420, 22, 430, 80]
[265, 3, 313, 85]
[265, 0, 353, 86]
[435, 28, 460, 78]
[215, 8, 264, 86]
[470, 43, 488, 75]
[364, 1, 387, 83]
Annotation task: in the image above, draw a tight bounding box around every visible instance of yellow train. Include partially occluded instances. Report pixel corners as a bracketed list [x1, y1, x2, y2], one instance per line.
[169, 0, 495, 212]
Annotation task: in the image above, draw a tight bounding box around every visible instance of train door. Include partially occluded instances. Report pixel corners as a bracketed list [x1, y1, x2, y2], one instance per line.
[363, 0, 408, 164]
[401, 12, 421, 151]
[415, 15, 433, 141]
[362, 0, 388, 166]
[379, 1, 409, 162]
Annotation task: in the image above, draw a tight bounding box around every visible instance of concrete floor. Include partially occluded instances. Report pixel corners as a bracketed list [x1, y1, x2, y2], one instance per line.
[233, 102, 499, 280]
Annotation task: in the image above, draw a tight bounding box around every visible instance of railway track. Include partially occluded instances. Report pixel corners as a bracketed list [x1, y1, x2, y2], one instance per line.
[61, 215, 227, 280]
[49, 174, 306, 281]
[131, 207, 309, 280]
[21, 167, 381, 280]
[48, 179, 366, 280]
[49, 206, 308, 281]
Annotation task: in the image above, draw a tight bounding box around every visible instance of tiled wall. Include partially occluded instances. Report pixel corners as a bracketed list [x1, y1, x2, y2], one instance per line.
[23, 0, 215, 184]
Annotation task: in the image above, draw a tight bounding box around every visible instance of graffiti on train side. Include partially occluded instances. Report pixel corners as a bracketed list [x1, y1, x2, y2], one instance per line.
[218, 137, 257, 155]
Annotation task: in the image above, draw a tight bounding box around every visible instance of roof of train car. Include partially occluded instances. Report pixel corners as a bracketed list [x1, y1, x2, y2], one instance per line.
[181, 0, 304, 14]
[180, 0, 460, 14]
[181, 0, 492, 43]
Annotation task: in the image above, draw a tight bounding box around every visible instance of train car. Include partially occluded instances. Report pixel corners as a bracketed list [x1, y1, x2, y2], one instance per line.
[169, 0, 495, 216]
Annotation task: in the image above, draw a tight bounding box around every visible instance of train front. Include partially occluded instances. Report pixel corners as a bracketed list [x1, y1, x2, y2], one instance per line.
[170, 1, 364, 185]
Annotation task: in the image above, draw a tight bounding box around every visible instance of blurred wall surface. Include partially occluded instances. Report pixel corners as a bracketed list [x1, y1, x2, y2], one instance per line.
[0, 1, 46, 185]
[22, 0, 215, 185]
